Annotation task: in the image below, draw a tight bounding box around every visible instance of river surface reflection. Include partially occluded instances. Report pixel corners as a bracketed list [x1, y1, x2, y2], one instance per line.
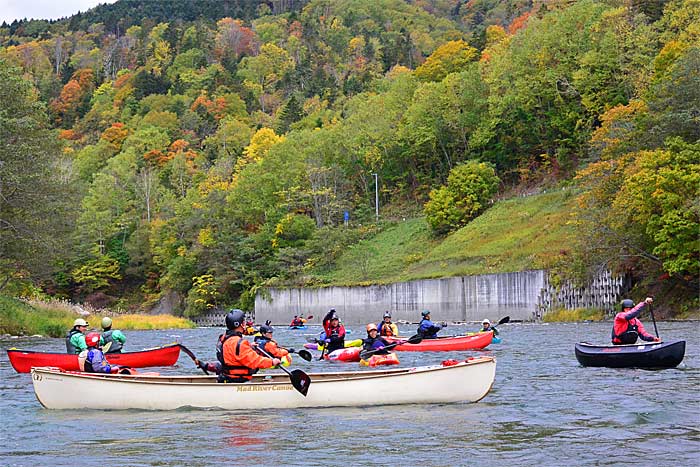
[1, 321, 698, 466]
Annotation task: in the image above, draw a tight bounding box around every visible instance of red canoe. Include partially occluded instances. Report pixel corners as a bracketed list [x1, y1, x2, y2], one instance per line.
[7, 343, 181, 373]
[387, 332, 493, 352]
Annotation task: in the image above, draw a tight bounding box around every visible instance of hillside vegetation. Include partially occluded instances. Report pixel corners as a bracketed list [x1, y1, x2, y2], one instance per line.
[0, 0, 697, 315]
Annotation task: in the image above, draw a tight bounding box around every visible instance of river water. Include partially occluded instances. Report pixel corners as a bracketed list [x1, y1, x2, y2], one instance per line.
[1, 321, 698, 466]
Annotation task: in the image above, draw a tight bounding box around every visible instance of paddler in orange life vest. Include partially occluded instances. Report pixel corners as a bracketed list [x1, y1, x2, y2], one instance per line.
[377, 311, 399, 337]
[199, 309, 280, 383]
[254, 324, 292, 365]
[612, 297, 660, 345]
[322, 309, 346, 353]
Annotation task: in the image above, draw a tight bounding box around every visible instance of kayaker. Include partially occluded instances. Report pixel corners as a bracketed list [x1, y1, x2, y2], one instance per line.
[201, 309, 280, 383]
[290, 315, 304, 327]
[362, 323, 391, 355]
[612, 297, 660, 345]
[417, 310, 446, 339]
[480, 319, 499, 337]
[79, 332, 117, 374]
[254, 324, 292, 363]
[378, 311, 399, 337]
[100, 317, 126, 353]
[322, 309, 346, 353]
[66, 318, 91, 353]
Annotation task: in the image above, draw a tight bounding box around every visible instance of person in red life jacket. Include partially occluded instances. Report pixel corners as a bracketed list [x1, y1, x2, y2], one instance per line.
[79, 332, 119, 374]
[202, 309, 280, 383]
[362, 323, 392, 355]
[254, 324, 292, 362]
[612, 297, 660, 345]
[290, 315, 304, 327]
[378, 311, 399, 337]
[322, 309, 346, 353]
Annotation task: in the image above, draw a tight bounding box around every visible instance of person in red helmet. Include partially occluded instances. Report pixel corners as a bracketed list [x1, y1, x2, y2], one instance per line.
[78, 332, 117, 373]
[612, 297, 661, 345]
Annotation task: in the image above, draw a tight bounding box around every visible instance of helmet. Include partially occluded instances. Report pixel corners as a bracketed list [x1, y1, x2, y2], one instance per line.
[621, 299, 635, 309]
[421, 310, 431, 317]
[366, 323, 378, 333]
[101, 317, 112, 329]
[383, 311, 391, 318]
[225, 309, 246, 330]
[330, 314, 339, 321]
[482, 319, 491, 325]
[259, 324, 274, 335]
[73, 318, 89, 327]
[85, 332, 101, 348]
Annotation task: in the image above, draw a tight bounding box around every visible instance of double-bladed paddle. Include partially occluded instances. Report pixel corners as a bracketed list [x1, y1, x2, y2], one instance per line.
[256, 346, 311, 396]
[359, 334, 422, 360]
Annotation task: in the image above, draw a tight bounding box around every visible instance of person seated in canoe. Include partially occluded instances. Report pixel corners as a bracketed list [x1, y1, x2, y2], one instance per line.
[612, 297, 660, 345]
[78, 332, 118, 374]
[253, 324, 292, 365]
[417, 310, 447, 339]
[100, 317, 126, 353]
[378, 311, 399, 337]
[66, 318, 94, 354]
[322, 309, 346, 353]
[362, 323, 392, 355]
[290, 315, 305, 327]
[479, 319, 499, 337]
[196, 309, 281, 383]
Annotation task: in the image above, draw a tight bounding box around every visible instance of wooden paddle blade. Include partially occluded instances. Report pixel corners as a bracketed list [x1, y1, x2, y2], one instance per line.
[297, 349, 312, 361]
[290, 369, 311, 396]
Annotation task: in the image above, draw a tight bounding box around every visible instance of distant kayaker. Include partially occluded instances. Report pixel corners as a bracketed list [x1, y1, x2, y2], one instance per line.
[362, 323, 391, 355]
[200, 309, 280, 383]
[78, 332, 117, 373]
[100, 317, 126, 353]
[66, 318, 91, 353]
[322, 309, 346, 353]
[480, 319, 499, 337]
[378, 311, 399, 337]
[417, 310, 447, 339]
[254, 324, 292, 364]
[290, 315, 304, 327]
[612, 297, 660, 345]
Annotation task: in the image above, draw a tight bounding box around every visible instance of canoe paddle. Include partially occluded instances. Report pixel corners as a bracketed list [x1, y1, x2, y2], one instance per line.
[177, 343, 209, 375]
[360, 334, 422, 360]
[256, 346, 311, 396]
[649, 303, 660, 338]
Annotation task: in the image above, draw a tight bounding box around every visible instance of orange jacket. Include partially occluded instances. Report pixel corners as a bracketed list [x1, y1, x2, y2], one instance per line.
[258, 339, 290, 358]
[222, 334, 275, 381]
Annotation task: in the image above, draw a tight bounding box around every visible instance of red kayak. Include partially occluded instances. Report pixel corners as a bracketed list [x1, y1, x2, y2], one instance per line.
[386, 332, 492, 352]
[7, 343, 181, 373]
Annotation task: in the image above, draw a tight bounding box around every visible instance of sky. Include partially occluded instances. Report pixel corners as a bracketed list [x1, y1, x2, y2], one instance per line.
[0, 0, 118, 24]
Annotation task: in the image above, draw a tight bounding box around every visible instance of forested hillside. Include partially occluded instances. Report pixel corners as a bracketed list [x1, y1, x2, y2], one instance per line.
[1, 0, 697, 315]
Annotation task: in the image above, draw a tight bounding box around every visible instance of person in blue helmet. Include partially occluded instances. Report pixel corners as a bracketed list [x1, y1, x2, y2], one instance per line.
[417, 310, 446, 339]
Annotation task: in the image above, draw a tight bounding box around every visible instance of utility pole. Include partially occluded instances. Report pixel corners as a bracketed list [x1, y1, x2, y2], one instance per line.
[372, 172, 379, 222]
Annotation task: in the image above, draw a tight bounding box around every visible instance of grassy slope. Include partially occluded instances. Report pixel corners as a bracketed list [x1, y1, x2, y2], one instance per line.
[312, 189, 577, 285]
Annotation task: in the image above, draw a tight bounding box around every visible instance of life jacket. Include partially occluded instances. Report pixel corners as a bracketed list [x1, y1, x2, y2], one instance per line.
[216, 331, 258, 383]
[612, 320, 640, 345]
[379, 321, 395, 337]
[65, 328, 82, 353]
[101, 330, 123, 353]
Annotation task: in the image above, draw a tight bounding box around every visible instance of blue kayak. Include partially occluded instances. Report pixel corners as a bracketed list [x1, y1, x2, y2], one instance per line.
[289, 325, 307, 330]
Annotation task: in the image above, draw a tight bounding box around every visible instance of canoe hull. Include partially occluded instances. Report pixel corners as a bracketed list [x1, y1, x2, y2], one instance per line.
[388, 332, 492, 351]
[7, 344, 181, 373]
[574, 340, 685, 369]
[31, 357, 496, 410]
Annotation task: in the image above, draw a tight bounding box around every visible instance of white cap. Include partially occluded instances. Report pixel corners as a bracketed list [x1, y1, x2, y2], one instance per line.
[482, 319, 491, 325]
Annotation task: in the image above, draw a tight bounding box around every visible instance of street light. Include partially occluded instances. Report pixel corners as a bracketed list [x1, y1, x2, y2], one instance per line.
[372, 172, 379, 222]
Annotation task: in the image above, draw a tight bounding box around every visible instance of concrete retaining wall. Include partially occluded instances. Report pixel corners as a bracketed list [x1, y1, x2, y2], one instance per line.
[254, 270, 547, 325]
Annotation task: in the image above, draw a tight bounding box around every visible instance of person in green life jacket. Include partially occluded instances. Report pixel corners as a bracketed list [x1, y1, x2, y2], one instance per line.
[480, 319, 499, 337]
[101, 317, 127, 353]
[66, 318, 91, 353]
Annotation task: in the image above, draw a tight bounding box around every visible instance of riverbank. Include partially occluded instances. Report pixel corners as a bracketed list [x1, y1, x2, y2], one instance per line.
[0, 296, 195, 337]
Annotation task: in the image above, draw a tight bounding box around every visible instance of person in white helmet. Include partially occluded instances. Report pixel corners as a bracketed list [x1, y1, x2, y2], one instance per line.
[66, 318, 92, 353]
[480, 319, 499, 337]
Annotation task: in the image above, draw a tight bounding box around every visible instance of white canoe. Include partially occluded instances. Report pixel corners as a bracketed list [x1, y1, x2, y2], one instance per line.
[31, 356, 496, 410]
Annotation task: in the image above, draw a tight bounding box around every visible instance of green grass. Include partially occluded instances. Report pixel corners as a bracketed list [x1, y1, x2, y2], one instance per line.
[308, 189, 577, 285]
[542, 308, 605, 322]
[0, 296, 195, 337]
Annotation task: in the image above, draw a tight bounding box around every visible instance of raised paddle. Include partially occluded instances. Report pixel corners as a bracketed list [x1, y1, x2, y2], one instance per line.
[177, 343, 209, 375]
[649, 303, 660, 338]
[256, 346, 311, 396]
[360, 334, 422, 360]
